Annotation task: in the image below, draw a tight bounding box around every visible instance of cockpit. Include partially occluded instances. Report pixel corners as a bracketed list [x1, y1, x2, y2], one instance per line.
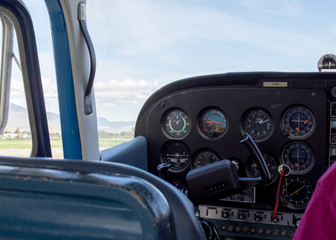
[135, 71, 336, 239]
[0, 1, 335, 240]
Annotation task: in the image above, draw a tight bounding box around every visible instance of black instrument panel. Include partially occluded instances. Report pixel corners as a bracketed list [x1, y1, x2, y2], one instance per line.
[135, 72, 336, 239]
[144, 88, 326, 198]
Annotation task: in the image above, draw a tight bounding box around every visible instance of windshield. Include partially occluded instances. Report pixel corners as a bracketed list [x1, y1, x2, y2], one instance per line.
[11, 0, 336, 154]
[86, 0, 336, 121]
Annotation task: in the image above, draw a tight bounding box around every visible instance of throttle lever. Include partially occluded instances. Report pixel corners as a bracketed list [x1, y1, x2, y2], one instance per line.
[186, 134, 272, 204]
[240, 134, 272, 184]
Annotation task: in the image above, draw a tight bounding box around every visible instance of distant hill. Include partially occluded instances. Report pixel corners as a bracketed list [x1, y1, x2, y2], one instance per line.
[97, 117, 135, 133]
[6, 103, 60, 133]
[5, 103, 135, 134]
[6, 103, 31, 129]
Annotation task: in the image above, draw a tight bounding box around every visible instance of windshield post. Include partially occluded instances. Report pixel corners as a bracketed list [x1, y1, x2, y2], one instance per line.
[0, 13, 14, 134]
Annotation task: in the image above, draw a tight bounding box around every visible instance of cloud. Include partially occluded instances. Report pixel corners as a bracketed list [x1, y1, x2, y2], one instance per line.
[9, 75, 59, 114]
[240, 0, 302, 15]
[41, 76, 58, 99]
[87, 0, 334, 65]
[102, 103, 117, 108]
[9, 78, 26, 107]
[95, 78, 161, 106]
[94, 78, 161, 121]
[11, 0, 336, 122]
[283, 0, 302, 15]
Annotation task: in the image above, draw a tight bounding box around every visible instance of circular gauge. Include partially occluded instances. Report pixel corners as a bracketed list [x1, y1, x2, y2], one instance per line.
[247, 153, 278, 183]
[161, 141, 190, 171]
[282, 106, 315, 138]
[200, 108, 227, 138]
[193, 150, 220, 168]
[163, 109, 191, 138]
[281, 142, 314, 174]
[281, 176, 313, 210]
[242, 108, 273, 141]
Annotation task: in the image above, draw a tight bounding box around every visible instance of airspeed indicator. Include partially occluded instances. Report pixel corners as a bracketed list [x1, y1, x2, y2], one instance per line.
[163, 109, 191, 138]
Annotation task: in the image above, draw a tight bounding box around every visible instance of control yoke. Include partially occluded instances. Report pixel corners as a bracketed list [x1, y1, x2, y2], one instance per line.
[186, 135, 272, 204]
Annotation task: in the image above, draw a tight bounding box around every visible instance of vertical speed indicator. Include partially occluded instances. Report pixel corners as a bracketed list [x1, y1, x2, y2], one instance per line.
[163, 109, 191, 138]
[282, 106, 315, 138]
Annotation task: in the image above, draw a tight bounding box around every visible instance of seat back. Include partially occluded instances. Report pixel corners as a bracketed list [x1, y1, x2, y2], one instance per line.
[0, 158, 174, 240]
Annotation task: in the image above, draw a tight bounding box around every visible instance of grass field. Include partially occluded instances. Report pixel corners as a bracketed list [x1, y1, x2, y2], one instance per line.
[0, 137, 132, 158]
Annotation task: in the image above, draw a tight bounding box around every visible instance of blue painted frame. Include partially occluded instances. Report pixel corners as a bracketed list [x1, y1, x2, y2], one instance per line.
[44, 0, 82, 159]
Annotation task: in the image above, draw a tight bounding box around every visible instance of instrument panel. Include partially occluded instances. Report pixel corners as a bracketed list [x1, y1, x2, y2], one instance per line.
[144, 87, 326, 209]
[135, 73, 336, 239]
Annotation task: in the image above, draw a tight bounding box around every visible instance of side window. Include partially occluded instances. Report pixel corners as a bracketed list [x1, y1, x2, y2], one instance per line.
[23, 1, 62, 158]
[0, 16, 32, 157]
[0, 2, 54, 158]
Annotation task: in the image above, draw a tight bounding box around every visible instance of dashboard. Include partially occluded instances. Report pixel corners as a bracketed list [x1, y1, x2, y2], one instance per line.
[135, 72, 336, 240]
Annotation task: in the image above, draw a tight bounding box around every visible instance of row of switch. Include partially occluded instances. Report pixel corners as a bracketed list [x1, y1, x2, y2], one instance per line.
[199, 205, 302, 227]
[329, 103, 336, 165]
[221, 224, 295, 238]
[222, 209, 282, 223]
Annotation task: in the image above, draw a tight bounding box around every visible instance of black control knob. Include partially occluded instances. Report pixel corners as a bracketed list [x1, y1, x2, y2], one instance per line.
[222, 211, 231, 218]
[293, 216, 302, 227]
[254, 215, 263, 222]
[238, 212, 246, 220]
[271, 216, 279, 223]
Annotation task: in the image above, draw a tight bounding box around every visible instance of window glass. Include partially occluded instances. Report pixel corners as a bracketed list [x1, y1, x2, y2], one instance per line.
[23, 1, 63, 158]
[85, 0, 336, 138]
[0, 2, 63, 158]
[0, 23, 33, 157]
[19, 1, 336, 153]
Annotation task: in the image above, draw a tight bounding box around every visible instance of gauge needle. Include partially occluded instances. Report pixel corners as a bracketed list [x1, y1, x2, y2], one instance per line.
[297, 147, 300, 166]
[259, 119, 269, 124]
[290, 186, 305, 196]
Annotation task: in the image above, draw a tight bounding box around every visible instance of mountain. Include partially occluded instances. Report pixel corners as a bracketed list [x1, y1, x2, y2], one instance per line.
[6, 103, 30, 129]
[5, 103, 61, 133]
[5, 103, 134, 134]
[97, 117, 135, 133]
[98, 118, 134, 128]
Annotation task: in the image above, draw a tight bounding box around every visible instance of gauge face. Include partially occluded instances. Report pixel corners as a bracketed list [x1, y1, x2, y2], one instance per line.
[200, 108, 227, 138]
[281, 142, 314, 174]
[282, 106, 315, 138]
[247, 153, 278, 182]
[161, 141, 190, 171]
[281, 176, 313, 210]
[242, 109, 273, 140]
[163, 109, 191, 138]
[193, 150, 220, 168]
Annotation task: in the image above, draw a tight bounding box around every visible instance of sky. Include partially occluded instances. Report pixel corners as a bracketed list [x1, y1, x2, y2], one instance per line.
[10, 0, 336, 122]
